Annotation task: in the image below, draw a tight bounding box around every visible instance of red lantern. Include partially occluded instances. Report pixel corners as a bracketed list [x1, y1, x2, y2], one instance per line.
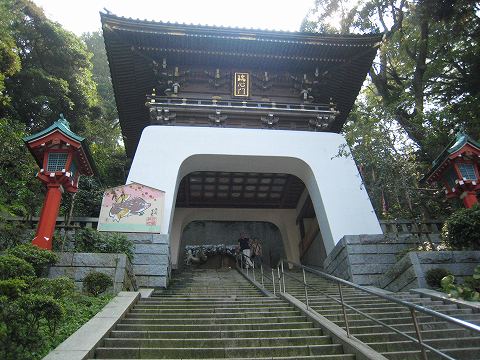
[424, 132, 480, 208]
[24, 114, 95, 249]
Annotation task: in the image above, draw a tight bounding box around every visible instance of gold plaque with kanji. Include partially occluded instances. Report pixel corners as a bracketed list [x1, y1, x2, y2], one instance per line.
[233, 72, 249, 97]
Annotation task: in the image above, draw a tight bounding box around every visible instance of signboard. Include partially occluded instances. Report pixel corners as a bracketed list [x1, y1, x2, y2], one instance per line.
[97, 182, 165, 233]
[233, 72, 249, 97]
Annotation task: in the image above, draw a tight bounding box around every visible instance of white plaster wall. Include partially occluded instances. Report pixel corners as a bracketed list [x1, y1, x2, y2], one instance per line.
[127, 126, 382, 254]
[170, 207, 299, 269]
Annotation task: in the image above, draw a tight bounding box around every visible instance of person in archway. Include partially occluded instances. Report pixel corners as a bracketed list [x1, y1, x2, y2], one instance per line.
[251, 237, 263, 264]
[238, 232, 253, 268]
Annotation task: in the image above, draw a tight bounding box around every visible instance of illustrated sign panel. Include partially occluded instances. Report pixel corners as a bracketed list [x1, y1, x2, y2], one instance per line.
[97, 182, 165, 233]
[233, 72, 249, 97]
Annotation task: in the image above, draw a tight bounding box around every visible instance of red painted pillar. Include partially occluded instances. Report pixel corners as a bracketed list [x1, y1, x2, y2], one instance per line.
[461, 191, 478, 208]
[32, 184, 63, 250]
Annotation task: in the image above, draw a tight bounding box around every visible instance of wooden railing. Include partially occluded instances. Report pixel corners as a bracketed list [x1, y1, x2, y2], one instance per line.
[379, 219, 444, 235]
[3, 216, 444, 236]
[2, 216, 99, 229]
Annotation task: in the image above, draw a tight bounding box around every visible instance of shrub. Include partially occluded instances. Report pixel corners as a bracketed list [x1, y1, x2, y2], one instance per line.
[18, 293, 64, 333]
[83, 272, 113, 296]
[0, 221, 28, 251]
[440, 266, 480, 301]
[464, 265, 480, 293]
[0, 279, 28, 299]
[441, 204, 480, 250]
[32, 277, 75, 299]
[73, 228, 101, 253]
[0, 255, 35, 280]
[74, 228, 134, 261]
[425, 268, 452, 289]
[0, 294, 64, 359]
[6, 244, 58, 276]
[102, 232, 134, 261]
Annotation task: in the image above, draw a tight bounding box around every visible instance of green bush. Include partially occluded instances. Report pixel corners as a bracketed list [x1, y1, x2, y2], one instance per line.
[440, 265, 480, 301]
[19, 293, 64, 333]
[425, 268, 452, 289]
[441, 204, 480, 250]
[0, 255, 35, 280]
[1, 294, 64, 359]
[74, 228, 134, 261]
[0, 221, 28, 251]
[0, 279, 28, 299]
[464, 265, 480, 293]
[6, 244, 58, 276]
[83, 271, 113, 296]
[32, 277, 75, 299]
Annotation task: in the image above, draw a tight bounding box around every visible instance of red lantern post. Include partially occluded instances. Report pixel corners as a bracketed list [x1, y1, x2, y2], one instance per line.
[23, 114, 94, 249]
[424, 132, 480, 208]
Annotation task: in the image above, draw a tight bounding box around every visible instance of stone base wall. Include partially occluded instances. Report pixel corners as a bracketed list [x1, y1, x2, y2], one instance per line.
[323, 234, 441, 286]
[49, 252, 137, 293]
[379, 251, 480, 292]
[127, 233, 170, 288]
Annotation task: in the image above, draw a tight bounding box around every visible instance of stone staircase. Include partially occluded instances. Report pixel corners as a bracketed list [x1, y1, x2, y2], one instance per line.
[262, 268, 480, 360]
[92, 269, 358, 359]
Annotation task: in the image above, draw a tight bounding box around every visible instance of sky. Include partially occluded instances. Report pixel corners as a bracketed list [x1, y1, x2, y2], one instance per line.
[33, 0, 315, 35]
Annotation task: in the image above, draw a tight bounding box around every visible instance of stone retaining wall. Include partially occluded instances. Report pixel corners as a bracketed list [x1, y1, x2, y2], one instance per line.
[379, 251, 480, 292]
[323, 234, 441, 286]
[126, 233, 170, 288]
[49, 252, 137, 293]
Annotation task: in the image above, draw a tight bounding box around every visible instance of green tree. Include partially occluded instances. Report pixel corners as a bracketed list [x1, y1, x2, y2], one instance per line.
[0, 2, 128, 220]
[0, 0, 21, 107]
[303, 0, 479, 217]
[3, 0, 99, 133]
[303, 0, 479, 159]
[81, 31, 126, 187]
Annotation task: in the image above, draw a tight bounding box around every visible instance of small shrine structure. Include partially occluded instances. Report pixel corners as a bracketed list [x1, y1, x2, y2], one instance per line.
[424, 132, 480, 208]
[23, 115, 95, 249]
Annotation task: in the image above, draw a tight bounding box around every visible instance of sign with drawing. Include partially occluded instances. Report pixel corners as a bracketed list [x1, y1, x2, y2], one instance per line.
[97, 182, 165, 233]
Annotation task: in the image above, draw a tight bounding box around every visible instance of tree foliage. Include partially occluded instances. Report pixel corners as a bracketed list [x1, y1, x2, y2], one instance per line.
[304, 0, 480, 218]
[0, 1, 127, 220]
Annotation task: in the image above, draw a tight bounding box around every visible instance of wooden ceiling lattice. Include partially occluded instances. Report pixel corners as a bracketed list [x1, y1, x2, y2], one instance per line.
[176, 171, 305, 208]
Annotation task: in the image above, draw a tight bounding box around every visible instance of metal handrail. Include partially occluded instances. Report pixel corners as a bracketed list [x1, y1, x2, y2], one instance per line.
[279, 259, 480, 360]
[286, 260, 480, 334]
[236, 253, 278, 294]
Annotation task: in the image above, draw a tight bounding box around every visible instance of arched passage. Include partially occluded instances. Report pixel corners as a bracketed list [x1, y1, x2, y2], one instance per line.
[127, 126, 382, 268]
[170, 207, 297, 269]
[177, 219, 285, 269]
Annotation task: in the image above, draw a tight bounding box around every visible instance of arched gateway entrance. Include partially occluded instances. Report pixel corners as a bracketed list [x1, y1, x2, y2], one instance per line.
[126, 125, 382, 270]
[101, 13, 383, 286]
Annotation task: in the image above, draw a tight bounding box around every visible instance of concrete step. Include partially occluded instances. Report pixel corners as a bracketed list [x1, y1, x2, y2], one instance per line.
[367, 337, 480, 352]
[102, 335, 333, 348]
[95, 343, 346, 358]
[121, 315, 309, 325]
[94, 268, 358, 359]
[93, 354, 355, 360]
[382, 346, 480, 360]
[130, 305, 296, 313]
[109, 328, 323, 339]
[115, 321, 316, 332]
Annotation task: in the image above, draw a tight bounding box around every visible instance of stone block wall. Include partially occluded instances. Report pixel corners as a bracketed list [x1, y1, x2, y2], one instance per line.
[126, 233, 170, 288]
[49, 252, 137, 293]
[379, 251, 480, 292]
[323, 234, 441, 286]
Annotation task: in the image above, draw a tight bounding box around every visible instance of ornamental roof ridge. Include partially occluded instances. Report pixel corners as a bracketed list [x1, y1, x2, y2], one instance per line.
[424, 132, 480, 182]
[23, 114, 85, 144]
[100, 11, 383, 43]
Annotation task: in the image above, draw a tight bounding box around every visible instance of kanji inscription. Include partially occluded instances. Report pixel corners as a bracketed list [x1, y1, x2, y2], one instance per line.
[233, 72, 249, 97]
